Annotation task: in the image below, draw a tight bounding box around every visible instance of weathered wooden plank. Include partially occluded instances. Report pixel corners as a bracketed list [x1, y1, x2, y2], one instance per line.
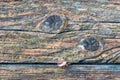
[0, 64, 120, 80]
[0, 0, 120, 80]
[0, 0, 120, 31]
[0, 23, 119, 63]
[0, 0, 120, 63]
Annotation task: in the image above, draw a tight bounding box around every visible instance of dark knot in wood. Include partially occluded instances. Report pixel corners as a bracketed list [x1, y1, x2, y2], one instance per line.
[82, 37, 99, 51]
[43, 15, 62, 31]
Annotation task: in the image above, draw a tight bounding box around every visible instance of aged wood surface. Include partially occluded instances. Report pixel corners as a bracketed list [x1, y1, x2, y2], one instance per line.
[0, 0, 120, 63]
[0, 0, 120, 80]
[0, 64, 120, 80]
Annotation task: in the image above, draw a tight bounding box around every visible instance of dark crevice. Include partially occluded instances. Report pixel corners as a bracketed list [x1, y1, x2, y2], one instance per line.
[0, 27, 119, 36]
[0, 29, 56, 34]
[0, 62, 120, 65]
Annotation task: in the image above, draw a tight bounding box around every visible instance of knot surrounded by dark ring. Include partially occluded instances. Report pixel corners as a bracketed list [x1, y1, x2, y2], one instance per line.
[82, 37, 99, 51]
[43, 15, 63, 31]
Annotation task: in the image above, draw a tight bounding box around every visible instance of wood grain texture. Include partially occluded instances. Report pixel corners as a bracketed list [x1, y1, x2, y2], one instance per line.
[0, 0, 120, 79]
[0, 0, 120, 63]
[0, 65, 120, 80]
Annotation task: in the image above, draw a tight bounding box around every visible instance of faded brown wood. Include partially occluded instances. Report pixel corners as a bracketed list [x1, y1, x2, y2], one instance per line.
[0, 0, 120, 63]
[0, 24, 120, 63]
[0, 0, 120, 79]
[0, 65, 120, 80]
